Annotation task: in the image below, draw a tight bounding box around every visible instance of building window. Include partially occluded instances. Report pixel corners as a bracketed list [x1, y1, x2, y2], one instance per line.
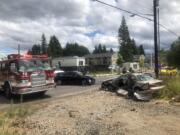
[79, 61, 84, 66]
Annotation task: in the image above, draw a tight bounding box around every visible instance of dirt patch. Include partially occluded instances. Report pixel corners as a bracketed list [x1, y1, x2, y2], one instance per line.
[12, 91, 180, 135]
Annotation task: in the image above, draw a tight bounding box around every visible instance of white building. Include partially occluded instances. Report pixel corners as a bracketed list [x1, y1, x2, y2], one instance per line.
[52, 56, 86, 72]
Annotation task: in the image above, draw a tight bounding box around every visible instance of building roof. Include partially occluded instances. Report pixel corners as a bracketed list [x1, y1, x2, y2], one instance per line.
[85, 52, 116, 58]
[53, 56, 85, 60]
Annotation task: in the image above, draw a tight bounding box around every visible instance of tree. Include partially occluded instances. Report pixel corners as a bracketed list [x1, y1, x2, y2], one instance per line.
[131, 39, 138, 55]
[110, 48, 114, 53]
[31, 44, 41, 55]
[167, 37, 180, 68]
[63, 43, 90, 57]
[98, 44, 103, 53]
[93, 46, 98, 54]
[48, 35, 63, 58]
[102, 45, 107, 53]
[116, 53, 124, 66]
[138, 45, 145, 55]
[118, 16, 133, 62]
[41, 34, 48, 54]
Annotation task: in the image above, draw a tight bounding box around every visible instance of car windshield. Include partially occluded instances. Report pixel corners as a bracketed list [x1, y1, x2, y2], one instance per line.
[136, 74, 154, 81]
[35, 60, 52, 70]
[18, 60, 52, 72]
[75, 71, 83, 76]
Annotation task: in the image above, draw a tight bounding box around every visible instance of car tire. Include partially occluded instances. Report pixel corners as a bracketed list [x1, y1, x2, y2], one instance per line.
[4, 84, 12, 99]
[107, 85, 114, 92]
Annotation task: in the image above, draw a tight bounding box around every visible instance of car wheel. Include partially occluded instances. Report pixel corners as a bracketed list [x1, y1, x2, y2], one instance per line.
[38, 91, 47, 96]
[82, 80, 87, 86]
[4, 84, 12, 99]
[57, 80, 62, 85]
[107, 85, 114, 92]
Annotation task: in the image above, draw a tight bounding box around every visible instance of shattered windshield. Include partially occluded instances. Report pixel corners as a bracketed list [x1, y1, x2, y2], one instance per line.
[136, 75, 154, 81]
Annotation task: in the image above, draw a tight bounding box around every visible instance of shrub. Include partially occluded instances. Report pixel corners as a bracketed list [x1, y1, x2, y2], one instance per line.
[157, 77, 180, 100]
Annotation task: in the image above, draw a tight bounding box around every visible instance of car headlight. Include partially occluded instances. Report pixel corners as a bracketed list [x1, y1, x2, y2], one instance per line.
[142, 83, 150, 90]
[88, 79, 92, 83]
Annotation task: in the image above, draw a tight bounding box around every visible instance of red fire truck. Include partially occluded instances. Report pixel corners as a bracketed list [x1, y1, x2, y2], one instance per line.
[0, 54, 55, 98]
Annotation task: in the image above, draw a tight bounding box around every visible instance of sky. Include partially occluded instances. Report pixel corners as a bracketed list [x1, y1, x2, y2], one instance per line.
[0, 0, 180, 54]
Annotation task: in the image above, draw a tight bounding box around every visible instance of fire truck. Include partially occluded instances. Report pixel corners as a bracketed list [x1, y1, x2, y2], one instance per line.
[0, 54, 55, 98]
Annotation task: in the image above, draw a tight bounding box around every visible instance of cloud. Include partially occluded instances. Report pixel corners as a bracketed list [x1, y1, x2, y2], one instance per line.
[0, 0, 179, 54]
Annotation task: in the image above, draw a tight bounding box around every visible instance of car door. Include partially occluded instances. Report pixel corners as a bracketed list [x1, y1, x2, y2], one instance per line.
[70, 72, 81, 85]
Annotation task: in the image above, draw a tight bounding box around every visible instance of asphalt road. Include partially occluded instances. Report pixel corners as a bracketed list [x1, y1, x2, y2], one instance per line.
[0, 75, 117, 107]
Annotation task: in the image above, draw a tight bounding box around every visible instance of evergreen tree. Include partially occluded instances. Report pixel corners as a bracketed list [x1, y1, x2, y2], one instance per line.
[110, 48, 114, 53]
[41, 34, 48, 54]
[63, 43, 89, 56]
[116, 53, 124, 66]
[48, 35, 63, 58]
[98, 44, 103, 53]
[131, 39, 138, 55]
[118, 16, 133, 62]
[93, 46, 98, 54]
[32, 44, 41, 55]
[102, 45, 107, 53]
[138, 45, 145, 55]
[167, 37, 180, 68]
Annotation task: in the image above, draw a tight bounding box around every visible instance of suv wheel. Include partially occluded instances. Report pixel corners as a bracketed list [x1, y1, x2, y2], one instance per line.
[82, 80, 86, 86]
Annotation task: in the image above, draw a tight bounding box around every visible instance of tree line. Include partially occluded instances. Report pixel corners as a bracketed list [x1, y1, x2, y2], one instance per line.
[28, 34, 116, 58]
[28, 34, 90, 58]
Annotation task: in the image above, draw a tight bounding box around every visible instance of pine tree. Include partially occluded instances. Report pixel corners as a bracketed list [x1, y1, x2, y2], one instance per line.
[118, 16, 133, 62]
[32, 44, 41, 55]
[98, 44, 103, 53]
[110, 48, 114, 53]
[138, 45, 145, 55]
[102, 45, 107, 53]
[93, 46, 98, 54]
[48, 35, 63, 58]
[131, 39, 138, 55]
[41, 34, 48, 54]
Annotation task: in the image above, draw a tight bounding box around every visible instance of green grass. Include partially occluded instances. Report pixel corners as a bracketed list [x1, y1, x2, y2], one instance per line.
[155, 76, 180, 100]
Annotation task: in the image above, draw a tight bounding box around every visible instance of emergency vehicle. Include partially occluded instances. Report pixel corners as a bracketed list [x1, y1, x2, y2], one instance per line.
[0, 54, 55, 98]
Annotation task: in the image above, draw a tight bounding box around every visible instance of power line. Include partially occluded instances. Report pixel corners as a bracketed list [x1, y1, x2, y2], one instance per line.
[92, 0, 153, 21]
[92, 0, 179, 38]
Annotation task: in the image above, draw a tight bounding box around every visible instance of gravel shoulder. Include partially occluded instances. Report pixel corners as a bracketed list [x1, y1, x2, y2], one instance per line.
[13, 90, 180, 135]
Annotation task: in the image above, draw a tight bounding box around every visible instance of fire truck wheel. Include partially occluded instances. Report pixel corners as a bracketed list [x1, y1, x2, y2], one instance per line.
[38, 91, 46, 96]
[4, 84, 12, 99]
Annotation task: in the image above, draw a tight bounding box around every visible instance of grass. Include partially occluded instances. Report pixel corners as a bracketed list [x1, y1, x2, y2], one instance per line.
[155, 76, 180, 101]
[0, 100, 42, 135]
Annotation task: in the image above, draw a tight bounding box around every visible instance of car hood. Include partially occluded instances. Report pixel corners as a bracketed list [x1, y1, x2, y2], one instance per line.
[83, 76, 94, 80]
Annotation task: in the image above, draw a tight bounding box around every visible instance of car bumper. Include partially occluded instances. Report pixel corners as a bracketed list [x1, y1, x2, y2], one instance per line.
[12, 84, 55, 95]
[137, 85, 165, 94]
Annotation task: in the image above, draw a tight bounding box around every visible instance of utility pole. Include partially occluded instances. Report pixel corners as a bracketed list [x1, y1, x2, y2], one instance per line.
[18, 44, 20, 55]
[153, 0, 159, 78]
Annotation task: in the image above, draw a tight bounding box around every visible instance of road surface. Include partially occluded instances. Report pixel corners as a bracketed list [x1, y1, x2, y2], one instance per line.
[0, 75, 117, 107]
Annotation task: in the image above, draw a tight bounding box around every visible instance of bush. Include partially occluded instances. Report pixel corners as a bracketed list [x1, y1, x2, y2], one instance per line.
[156, 77, 180, 100]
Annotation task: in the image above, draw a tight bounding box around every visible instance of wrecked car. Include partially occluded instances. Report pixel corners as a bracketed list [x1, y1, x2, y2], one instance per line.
[101, 73, 165, 101]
